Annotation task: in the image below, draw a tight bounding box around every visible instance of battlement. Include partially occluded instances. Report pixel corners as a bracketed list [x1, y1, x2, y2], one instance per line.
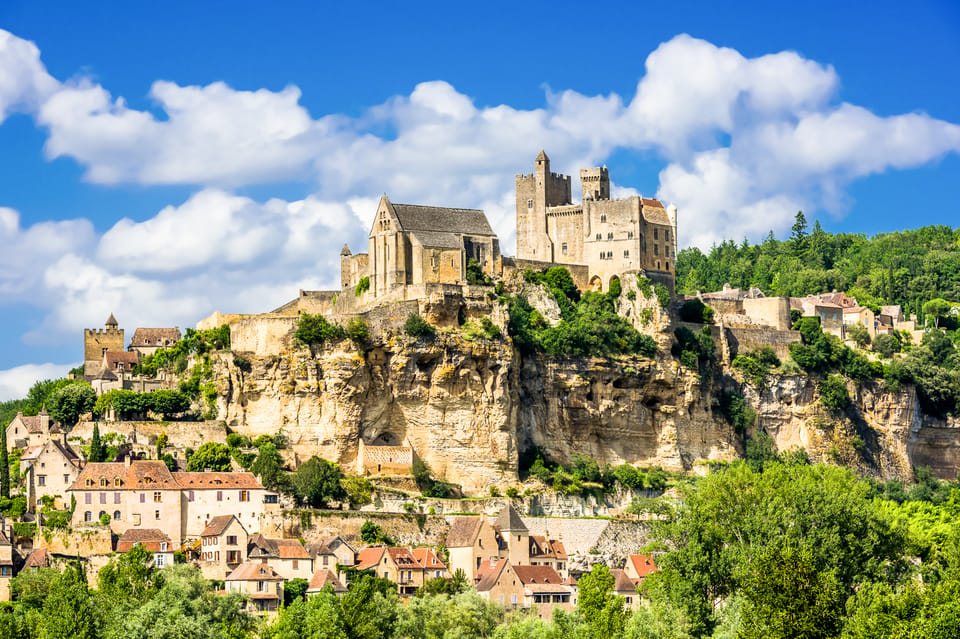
[84, 328, 122, 336]
[516, 172, 572, 181]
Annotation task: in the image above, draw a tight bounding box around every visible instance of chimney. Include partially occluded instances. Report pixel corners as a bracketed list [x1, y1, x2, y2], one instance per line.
[125, 454, 132, 467]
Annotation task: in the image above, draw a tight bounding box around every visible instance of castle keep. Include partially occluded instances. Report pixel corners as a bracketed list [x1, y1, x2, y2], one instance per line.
[516, 151, 677, 292]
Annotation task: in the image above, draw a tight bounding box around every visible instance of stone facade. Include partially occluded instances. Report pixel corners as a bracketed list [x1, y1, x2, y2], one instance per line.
[515, 151, 677, 292]
[83, 314, 125, 376]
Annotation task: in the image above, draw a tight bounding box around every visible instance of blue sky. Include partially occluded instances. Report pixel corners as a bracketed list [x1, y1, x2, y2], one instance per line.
[0, 0, 958, 398]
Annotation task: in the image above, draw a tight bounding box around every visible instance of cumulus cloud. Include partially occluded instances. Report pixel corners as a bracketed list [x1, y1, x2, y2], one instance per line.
[0, 362, 76, 401]
[2, 28, 960, 356]
[0, 30, 58, 123]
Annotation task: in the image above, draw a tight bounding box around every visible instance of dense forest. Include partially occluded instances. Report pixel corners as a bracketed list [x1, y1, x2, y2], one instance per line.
[676, 216, 960, 318]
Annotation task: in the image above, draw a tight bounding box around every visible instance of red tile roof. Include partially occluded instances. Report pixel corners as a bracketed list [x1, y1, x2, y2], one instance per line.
[475, 558, 509, 592]
[227, 560, 283, 582]
[172, 472, 264, 490]
[201, 514, 239, 537]
[117, 528, 172, 553]
[513, 565, 563, 586]
[387, 547, 420, 567]
[23, 548, 49, 569]
[412, 548, 446, 570]
[355, 547, 386, 571]
[628, 554, 658, 579]
[307, 569, 347, 593]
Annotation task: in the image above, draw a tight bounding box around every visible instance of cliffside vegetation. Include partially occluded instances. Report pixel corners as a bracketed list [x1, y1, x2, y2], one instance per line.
[506, 267, 657, 358]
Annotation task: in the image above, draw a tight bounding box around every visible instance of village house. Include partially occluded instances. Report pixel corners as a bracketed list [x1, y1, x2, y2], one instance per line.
[6, 409, 59, 451]
[225, 558, 284, 613]
[623, 553, 659, 584]
[475, 558, 573, 618]
[412, 547, 448, 581]
[355, 546, 426, 597]
[247, 534, 313, 581]
[610, 569, 642, 610]
[21, 548, 50, 571]
[198, 514, 249, 579]
[116, 528, 175, 568]
[20, 436, 82, 512]
[306, 568, 348, 596]
[842, 306, 876, 338]
[446, 514, 504, 582]
[67, 460, 277, 546]
[128, 328, 181, 358]
[0, 527, 14, 602]
[307, 535, 356, 581]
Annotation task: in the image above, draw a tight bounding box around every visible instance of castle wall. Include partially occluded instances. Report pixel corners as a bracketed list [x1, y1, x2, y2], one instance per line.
[501, 258, 591, 291]
[582, 197, 643, 291]
[724, 326, 801, 361]
[71, 420, 227, 451]
[546, 206, 585, 264]
[341, 253, 369, 290]
[84, 328, 124, 375]
[231, 316, 298, 354]
[742, 298, 792, 331]
[196, 312, 256, 331]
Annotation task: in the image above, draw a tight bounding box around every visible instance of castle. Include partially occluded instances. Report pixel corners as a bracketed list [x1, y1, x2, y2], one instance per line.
[336, 151, 677, 304]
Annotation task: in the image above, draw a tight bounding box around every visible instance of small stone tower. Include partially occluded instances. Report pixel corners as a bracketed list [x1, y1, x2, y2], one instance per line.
[83, 313, 124, 376]
[580, 166, 610, 201]
[515, 150, 571, 261]
[497, 505, 530, 566]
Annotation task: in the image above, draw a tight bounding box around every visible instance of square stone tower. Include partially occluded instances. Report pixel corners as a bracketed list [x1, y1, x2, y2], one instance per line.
[83, 314, 124, 376]
[515, 150, 571, 261]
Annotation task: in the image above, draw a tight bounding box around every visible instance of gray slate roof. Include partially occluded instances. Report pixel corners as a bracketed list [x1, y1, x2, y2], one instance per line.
[495, 505, 527, 532]
[392, 203, 495, 236]
[409, 230, 463, 249]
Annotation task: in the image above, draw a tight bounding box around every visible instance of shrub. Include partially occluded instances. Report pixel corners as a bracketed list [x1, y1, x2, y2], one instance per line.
[99, 513, 111, 526]
[640, 308, 654, 326]
[846, 323, 871, 348]
[361, 521, 389, 544]
[613, 464, 644, 489]
[679, 298, 714, 324]
[672, 326, 716, 370]
[654, 283, 671, 307]
[404, 314, 436, 338]
[626, 290, 636, 301]
[488, 486, 501, 497]
[465, 258, 492, 286]
[342, 475, 373, 507]
[232, 354, 252, 373]
[505, 486, 520, 499]
[873, 333, 900, 358]
[719, 390, 756, 433]
[355, 275, 370, 297]
[819, 374, 851, 413]
[346, 316, 370, 347]
[296, 313, 345, 345]
[733, 347, 781, 388]
[636, 275, 653, 298]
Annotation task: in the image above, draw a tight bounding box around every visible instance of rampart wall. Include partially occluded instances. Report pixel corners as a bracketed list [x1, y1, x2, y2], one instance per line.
[71, 420, 226, 450]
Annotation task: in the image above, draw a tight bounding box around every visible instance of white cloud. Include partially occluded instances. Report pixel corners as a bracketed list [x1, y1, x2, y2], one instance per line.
[0, 30, 58, 123]
[0, 362, 76, 401]
[1, 28, 960, 358]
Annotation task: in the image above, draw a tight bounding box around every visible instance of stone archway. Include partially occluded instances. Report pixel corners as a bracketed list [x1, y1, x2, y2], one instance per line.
[609, 275, 621, 292]
[589, 275, 603, 292]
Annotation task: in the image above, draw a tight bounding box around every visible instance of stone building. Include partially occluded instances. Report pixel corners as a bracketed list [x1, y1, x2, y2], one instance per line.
[515, 151, 677, 292]
[128, 328, 181, 358]
[340, 195, 501, 300]
[83, 314, 125, 376]
[6, 409, 59, 451]
[20, 436, 82, 512]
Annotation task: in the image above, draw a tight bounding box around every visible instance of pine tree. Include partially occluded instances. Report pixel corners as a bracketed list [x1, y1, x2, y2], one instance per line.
[89, 423, 103, 463]
[790, 211, 809, 257]
[0, 423, 9, 498]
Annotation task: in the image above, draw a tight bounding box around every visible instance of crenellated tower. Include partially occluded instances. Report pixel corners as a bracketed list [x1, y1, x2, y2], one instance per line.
[83, 313, 124, 376]
[515, 150, 571, 261]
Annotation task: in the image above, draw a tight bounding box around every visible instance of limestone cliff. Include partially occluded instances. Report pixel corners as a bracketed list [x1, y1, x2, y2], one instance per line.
[213, 284, 960, 495]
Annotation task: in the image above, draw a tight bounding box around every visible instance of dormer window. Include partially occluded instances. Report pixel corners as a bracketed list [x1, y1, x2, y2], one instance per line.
[115, 478, 121, 487]
[100, 478, 108, 487]
[85, 479, 94, 487]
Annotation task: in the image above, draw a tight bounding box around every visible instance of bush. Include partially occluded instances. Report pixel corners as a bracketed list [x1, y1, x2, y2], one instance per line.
[296, 313, 345, 345]
[342, 475, 373, 507]
[465, 258, 492, 286]
[636, 275, 653, 299]
[873, 333, 901, 359]
[819, 374, 851, 413]
[47, 383, 96, 426]
[654, 283, 671, 307]
[679, 299, 714, 324]
[732, 347, 781, 388]
[99, 512, 111, 526]
[346, 316, 370, 347]
[355, 275, 370, 297]
[846, 323, 871, 348]
[404, 314, 436, 338]
[233, 354, 252, 373]
[613, 464, 644, 489]
[672, 326, 716, 370]
[719, 390, 756, 433]
[360, 521, 390, 544]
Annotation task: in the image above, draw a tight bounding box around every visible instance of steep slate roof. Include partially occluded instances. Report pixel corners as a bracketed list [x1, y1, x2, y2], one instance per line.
[226, 560, 283, 582]
[445, 516, 483, 548]
[308, 535, 355, 559]
[106, 313, 118, 327]
[105, 351, 139, 368]
[245, 536, 310, 560]
[117, 528, 172, 553]
[642, 200, 672, 226]
[70, 461, 179, 491]
[628, 554, 658, 578]
[172, 472, 264, 490]
[10, 413, 51, 435]
[307, 569, 347, 593]
[129, 328, 181, 347]
[201, 514, 240, 537]
[880, 305, 903, 318]
[93, 368, 118, 381]
[408, 229, 463, 249]
[495, 506, 527, 532]
[391, 202, 495, 236]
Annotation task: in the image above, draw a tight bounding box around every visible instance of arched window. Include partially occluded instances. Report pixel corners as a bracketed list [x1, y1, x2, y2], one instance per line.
[114, 478, 121, 487]
[113, 510, 121, 520]
[84, 511, 92, 522]
[98, 511, 106, 520]
[100, 478, 107, 487]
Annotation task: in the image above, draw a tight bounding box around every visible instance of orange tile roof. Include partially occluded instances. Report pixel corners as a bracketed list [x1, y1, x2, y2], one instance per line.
[512, 565, 563, 585]
[70, 461, 179, 491]
[226, 560, 283, 582]
[445, 516, 482, 548]
[201, 514, 238, 537]
[117, 528, 172, 553]
[475, 558, 509, 592]
[172, 472, 264, 490]
[628, 554, 658, 578]
[412, 548, 446, 570]
[387, 547, 420, 567]
[355, 547, 386, 571]
[610, 568, 640, 593]
[307, 569, 347, 593]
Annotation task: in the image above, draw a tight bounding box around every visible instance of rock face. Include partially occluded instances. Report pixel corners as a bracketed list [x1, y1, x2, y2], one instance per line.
[215, 285, 960, 494]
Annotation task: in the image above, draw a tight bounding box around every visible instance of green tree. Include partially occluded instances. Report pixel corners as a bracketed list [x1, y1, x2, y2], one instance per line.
[0, 423, 8, 498]
[296, 313, 345, 346]
[819, 374, 851, 413]
[339, 573, 399, 639]
[250, 443, 290, 492]
[89, 424, 105, 463]
[577, 564, 628, 639]
[47, 383, 96, 426]
[186, 442, 231, 472]
[41, 563, 101, 639]
[293, 457, 346, 508]
[790, 211, 809, 257]
[404, 314, 436, 338]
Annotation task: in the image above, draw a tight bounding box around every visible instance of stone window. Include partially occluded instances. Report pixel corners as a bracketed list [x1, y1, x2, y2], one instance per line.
[654, 245, 659, 256]
[227, 535, 237, 545]
[240, 490, 249, 502]
[38, 475, 45, 486]
[627, 231, 634, 238]
[134, 513, 141, 525]
[155, 510, 160, 520]
[527, 199, 533, 209]
[293, 560, 299, 569]
[85, 493, 91, 504]
[607, 233, 613, 240]
[666, 260, 671, 269]
[153, 491, 162, 503]
[100, 492, 106, 504]
[624, 250, 630, 258]
[64, 474, 70, 484]
[115, 492, 121, 504]
[654, 229, 659, 240]
[596, 233, 601, 241]
[561, 243, 567, 255]
[84, 511, 92, 522]
[217, 490, 223, 502]
[113, 510, 120, 520]
[98, 511, 106, 520]
[140, 493, 145, 503]
[85, 479, 94, 488]
[114, 478, 121, 487]
[600, 214, 606, 222]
